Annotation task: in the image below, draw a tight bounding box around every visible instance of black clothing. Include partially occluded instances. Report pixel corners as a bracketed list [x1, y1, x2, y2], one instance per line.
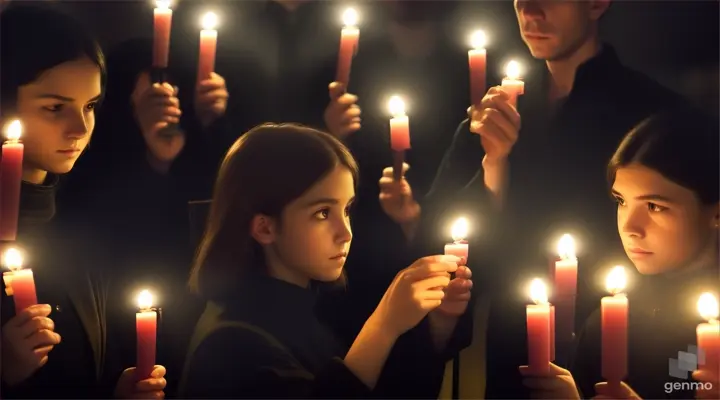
[1, 177, 108, 398]
[572, 266, 720, 399]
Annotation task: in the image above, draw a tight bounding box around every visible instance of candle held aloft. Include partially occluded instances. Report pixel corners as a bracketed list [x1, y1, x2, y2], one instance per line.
[527, 278, 552, 374]
[601, 266, 628, 383]
[2, 248, 37, 314]
[197, 12, 218, 83]
[444, 217, 469, 265]
[554, 234, 578, 298]
[336, 8, 359, 86]
[1, 120, 24, 241]
[153, 0, 173, 68]
[136, 290, 158, 380]
[468, 30, 487, 107]
[501, 60, 525, 108]
[388, 96, 410, 181]
[696, 292, 720, 374]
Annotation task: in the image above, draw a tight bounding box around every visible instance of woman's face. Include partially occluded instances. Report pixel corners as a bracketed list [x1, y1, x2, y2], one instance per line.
[14, 57, 102, 178]
[613, 163, 718, 275]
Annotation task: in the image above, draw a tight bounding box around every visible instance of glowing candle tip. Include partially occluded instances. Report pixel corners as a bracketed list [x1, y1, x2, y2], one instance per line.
[505, 60, 522, 80]
[470, 30, 487, 49]
[557, 233, 576, 259]
[201, 12, 218, 30]
[137, 290, 154, 310]
[388, 96, 405, 116]
[605, 266, 627, 295]
[155, 0, 171, 10]
[698, 292, 719, 322]
[2, 248, 23, 271]
[451, 217, 469, 241]
[5, 119, 22, 141]
[530, 278, 549, 304]
[342, 8, 358, 27]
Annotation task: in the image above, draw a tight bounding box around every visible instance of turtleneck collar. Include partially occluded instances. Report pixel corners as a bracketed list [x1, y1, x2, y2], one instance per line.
[19, 174, 59, 226]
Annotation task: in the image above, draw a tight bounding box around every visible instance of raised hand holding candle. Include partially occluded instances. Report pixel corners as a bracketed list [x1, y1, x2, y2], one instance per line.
[601, 266, 628, 385]
[527, 278, 552, 374]
[501, 60, 525, 108]
[197, 12, 218, 83]
[2, 248, 37, 314]
[468, 30, 487, 107]
[336, 8, 359, 87]
[444, 217, 469, 265]
[136, 290, 158, 381]
[388, 96, 410, 181]
[1, 120, 24, 241]
[153, 1, 173, 71]
[697, 292, 720, 375]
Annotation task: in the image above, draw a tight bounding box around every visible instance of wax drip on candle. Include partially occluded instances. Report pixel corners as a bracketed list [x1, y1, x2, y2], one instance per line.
[451, 217, 469, 243]
[557, 234, 576, 260]
[698, 292, 719, 323]
[605, 266, 627, 296]
[530, 278, 549, 305]
[137, 289, 154, 311]
[4, 119, 22, 142]
[470, 30, 487, 50]
[201, 11, 218, 29]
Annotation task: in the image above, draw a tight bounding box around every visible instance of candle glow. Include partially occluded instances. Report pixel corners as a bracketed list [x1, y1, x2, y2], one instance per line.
[505, 60, 521, 80]
[155, 0, 170, 9]
[605, 266, 627, 295]
[470, 30, 487, 50]
[342, 8, 358, 27]
[698, 292, 719, 322]
[201, 11, 218, 30]
[557, 234, 576, 259]
[5, 120, 22, 141]
[451, 217, 469, 242]
[388, 96, 406, 116]
[137, 289, 154, 310]
[530, 278, 549, 304]
[2, 248, 23, 271]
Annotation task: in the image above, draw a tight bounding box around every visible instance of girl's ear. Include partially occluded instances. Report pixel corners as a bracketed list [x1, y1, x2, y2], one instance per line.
[250, 214, 277, 245]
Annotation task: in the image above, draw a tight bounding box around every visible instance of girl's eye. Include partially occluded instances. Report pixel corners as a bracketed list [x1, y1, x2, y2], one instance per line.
[44, 104, 63, 112]
[315, 209, 330, 220]
[85, 102, 98, 112]
[648, 202, 667, 212]
[613, 196, 626, 206]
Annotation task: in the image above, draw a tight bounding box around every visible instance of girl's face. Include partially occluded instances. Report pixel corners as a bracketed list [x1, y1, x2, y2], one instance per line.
[612, 163, 718, 275]
[13, 57, 102, 180]
[253, 165, 355, 287]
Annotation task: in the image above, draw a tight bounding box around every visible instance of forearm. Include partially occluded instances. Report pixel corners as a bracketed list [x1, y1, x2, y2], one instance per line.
[428, 312, 460, 352]
[343, 317, 398, 390]
[482, 156, 509, 208]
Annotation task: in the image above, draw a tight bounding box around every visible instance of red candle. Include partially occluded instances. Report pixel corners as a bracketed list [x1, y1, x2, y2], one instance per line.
[549, 305, 556, 361]
[501, 60, 525, 109]
[554, 234, 578, 298]
[527, 278, 552, 374]
[197, 12, 218, 83]
[136, 290, 157, 380]
[601, 266, 628, 384]
[336, 8, 359, 87]
[697, 293, 720, 375]
[444, 217, 469, 265]
[2, 248, 37, 314]
[153, 0, 173, 68]
[468, 30, 487, 107]
[388, 96, 410, 181]
[1, 120, 24, 241]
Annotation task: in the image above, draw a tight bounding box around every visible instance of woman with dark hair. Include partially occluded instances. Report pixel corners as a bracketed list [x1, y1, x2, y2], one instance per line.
[0, 5, 166, 398]
[178, 123, 472, 398]
[520, 109, 720, 399]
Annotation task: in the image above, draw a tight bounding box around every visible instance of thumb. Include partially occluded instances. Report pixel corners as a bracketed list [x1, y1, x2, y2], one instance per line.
[329, 82, 345, 99]
[151, 365, 166, 378]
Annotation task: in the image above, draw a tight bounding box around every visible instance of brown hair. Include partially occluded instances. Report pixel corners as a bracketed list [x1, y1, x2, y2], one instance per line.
[188, 123, 359, 300]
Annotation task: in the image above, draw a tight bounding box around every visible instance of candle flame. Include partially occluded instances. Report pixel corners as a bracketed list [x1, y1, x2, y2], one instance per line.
[470, 30, 487, 50]
[342, 8, 358, 27]
[2, 248, 23, 271]
[201, 12, 218, 30]
[505, 60, 522, 80]
[4, 119, 22, 141]
[388, 95, 406, 116]
[137, 290, 154, 310]
[529, 278, 549, 304]
[155, 0, 171, 9]
[557, 233, 576, 259]
[698, 292, 719, 322]
[451, 217, 469, 241]
[605, 266, 627, 295]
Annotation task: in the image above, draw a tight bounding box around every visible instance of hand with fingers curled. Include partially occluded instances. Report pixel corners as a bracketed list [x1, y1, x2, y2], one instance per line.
[114, 365, 167, 399]
[194, 72, 229, 128]
[369, 255, 460, 339]
[324, 82, 361, 140]
[378, 162, 420, 226]
[519, 363, 581, 400]
[1, 304, 61, 386]
[432, 265, 473, 318]
[592, 381, 642, 399]
[468, 86, 521, 163]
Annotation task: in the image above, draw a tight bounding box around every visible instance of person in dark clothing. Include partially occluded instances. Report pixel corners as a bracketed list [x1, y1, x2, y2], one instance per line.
[178, 124, 472, 398]
[521, 109, 719, 399]
[0, 5, 167, 399]
[380, 1, 687, 397]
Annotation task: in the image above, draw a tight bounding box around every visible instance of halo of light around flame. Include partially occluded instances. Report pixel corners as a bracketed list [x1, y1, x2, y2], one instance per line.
[388, 96, 405, 116]
[5, 120, 22, 140]
[451, 217, 469, 241]
[342, 8, 358, 26]
[155, 0, 171, 9]
[605, 266, 627, 295]
[697, 292, 719, 321]
[505, 60, 521, 80]
[529, 278, 548, 304]
[201, 12, 218, 30]
[557, 233, 576, 259]
[137, 290, 154, 309]
[2, 248, 23, 271]
[470, 30, 487, 49]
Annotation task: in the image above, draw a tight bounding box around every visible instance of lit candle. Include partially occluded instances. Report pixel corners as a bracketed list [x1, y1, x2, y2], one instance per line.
[501, 60, 525, 108]
[2, 248, 37, 314]
[696, 292, 719, 375]
[136, 290, 157, 381]
[468, 30, 487, 107]
[388, 96, 410, 181]
[0, 120, 24, 241]
[444, 217, 469, 266]
[335, 8, 359, 87]
[554, 234, 578, 298]
[527, 278, 552, 374]
[197, 12, 218, 83]
[601, 266, 628, 384]
[153, 0, 173, 69]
